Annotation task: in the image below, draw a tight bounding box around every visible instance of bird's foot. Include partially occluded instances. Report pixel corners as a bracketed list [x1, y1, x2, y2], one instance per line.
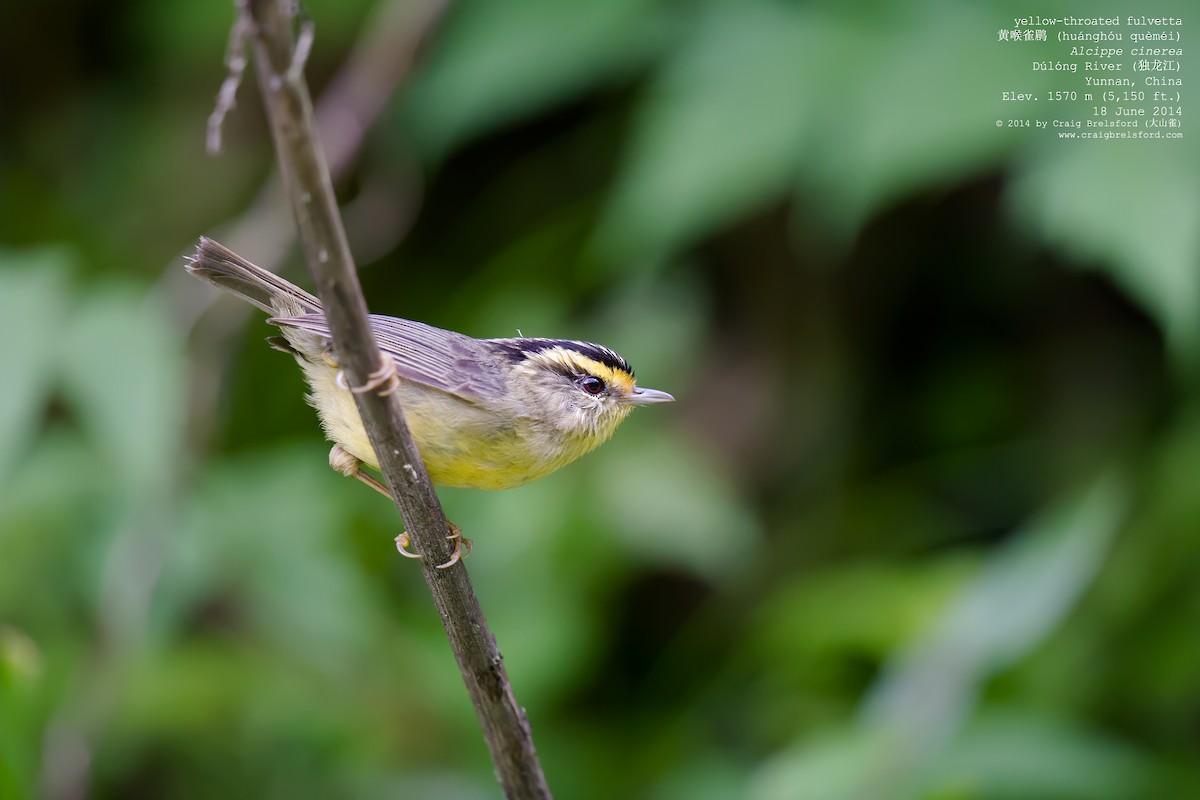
[349, 356, 400, 396]
[394, 531, 423, 559]
[330, 445, 471, 569]
[438, 524, 473, 569]
[395, 523, 472, 569]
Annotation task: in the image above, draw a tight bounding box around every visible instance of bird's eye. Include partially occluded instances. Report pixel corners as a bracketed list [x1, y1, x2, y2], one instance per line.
[578, 376, 605, 395]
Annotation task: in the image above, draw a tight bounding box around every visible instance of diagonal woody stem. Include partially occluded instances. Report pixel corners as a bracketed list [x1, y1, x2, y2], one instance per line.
[232, 2, 552, 796]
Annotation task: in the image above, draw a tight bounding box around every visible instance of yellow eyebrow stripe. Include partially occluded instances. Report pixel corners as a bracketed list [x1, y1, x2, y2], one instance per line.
[572, 355, 635, 394]
[531, 347, 636, 394]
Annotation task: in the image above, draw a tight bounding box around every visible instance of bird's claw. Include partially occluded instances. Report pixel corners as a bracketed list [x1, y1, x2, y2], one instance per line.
[394, 524, 473, 569]
[351, 357, 400, 396]
[394, 532, 423, 559]
[436, 525, 473, 569]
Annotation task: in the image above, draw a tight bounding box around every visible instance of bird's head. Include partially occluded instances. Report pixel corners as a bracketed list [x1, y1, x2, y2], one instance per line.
[495, 338, 674, 446]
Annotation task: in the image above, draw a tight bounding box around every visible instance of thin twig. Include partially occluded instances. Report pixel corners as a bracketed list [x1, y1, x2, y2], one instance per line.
[206, 10, 253, 154]
[171, 0, 446, 325]
[234, 1, 552, 796]
[164, 0, 443, 483]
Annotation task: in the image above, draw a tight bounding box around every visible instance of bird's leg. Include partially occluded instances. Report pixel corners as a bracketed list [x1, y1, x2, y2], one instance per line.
[328, 443, 392, 498]
[329, 445, 420, 558]
[328, 444, 472, 567]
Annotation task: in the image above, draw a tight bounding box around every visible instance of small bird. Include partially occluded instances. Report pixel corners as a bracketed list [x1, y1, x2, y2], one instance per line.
[186, 238, 674, 566]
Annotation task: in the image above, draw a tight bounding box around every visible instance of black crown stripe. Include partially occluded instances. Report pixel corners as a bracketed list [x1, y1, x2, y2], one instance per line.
[491, 338, 633, 377]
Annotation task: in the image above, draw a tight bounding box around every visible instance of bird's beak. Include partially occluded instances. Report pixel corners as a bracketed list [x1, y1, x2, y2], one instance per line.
[627, 387, 675, 405]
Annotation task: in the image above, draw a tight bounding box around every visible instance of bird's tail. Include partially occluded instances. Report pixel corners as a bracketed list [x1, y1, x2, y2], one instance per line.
[186, 237, 323, 316]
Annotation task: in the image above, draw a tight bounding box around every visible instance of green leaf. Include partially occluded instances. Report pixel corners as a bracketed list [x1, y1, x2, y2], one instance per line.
[589, 426, 760, 578]
[1008, 144, 1200, 361]
[598, 1, 1033, 260]
[799, 2, 1033, 233]
[746, 728, 896, 800]
[158, 446, 383, 674]
[753, 559, 974, 663]
[748, 708, 1174, 800]
[0, 247, 72, 485]
[929, 709, 1161, 800]
[0, 625, 44, 800]
[596, 2, 832, 263]
[57, 287, 185, 498]
[807, 475, 1132, 800]
[751, 476, 1134, 800]
[949, 479, 1120, 655]
[403, 0, 668, 155]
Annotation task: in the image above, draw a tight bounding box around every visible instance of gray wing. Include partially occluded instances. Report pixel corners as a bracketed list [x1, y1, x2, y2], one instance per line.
[268, 314, 507, 401]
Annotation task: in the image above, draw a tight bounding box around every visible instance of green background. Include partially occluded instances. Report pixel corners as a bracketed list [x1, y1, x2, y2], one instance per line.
[2, 0, 1198, 798]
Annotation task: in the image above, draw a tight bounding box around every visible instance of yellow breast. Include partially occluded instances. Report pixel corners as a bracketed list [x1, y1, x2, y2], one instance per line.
[300, 359, 589, 490]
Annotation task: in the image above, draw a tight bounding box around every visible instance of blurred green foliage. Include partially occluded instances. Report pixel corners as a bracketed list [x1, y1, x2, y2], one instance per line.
[2, 0, 1198, 798]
